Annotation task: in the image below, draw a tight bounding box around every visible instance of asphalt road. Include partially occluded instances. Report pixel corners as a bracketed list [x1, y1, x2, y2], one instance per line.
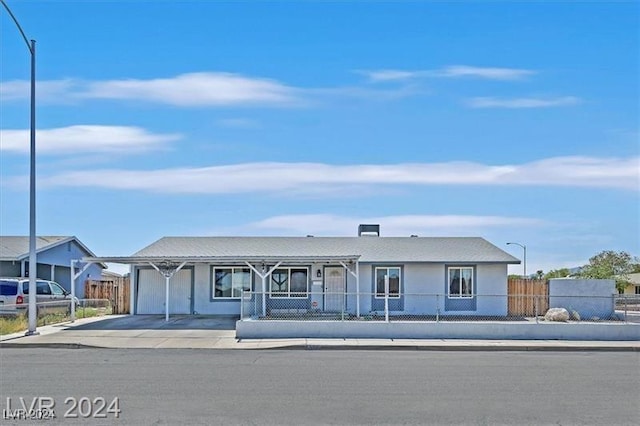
[0, 348, 638, 425]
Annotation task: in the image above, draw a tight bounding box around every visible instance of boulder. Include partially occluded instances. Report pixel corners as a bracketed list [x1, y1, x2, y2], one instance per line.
[544, 307, 570, 322]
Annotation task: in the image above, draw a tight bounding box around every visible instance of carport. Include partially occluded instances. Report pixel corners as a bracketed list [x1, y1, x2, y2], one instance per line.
[80, 255, 361, 322]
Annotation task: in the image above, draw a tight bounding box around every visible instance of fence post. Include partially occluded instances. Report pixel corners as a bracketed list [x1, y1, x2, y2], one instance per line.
[341, 291, 345, 322]
[534, 295, 539, 324]
[436, 294, 440, 323]
[624, 296, 627, 323]
[240, 290, 244, 320]
[254, 291, 258, 319]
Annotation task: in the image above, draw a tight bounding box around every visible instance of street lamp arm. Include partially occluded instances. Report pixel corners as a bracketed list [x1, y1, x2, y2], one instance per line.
[1, 0, 34, 53]
[506, 242, 527, 278]
[506, 242, 525, 250]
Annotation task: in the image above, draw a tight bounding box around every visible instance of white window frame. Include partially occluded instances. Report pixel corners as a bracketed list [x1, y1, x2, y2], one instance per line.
[269, 267, 309, 298]
[447, 266, 474, 299]
[212, 267, 252, 299]
[374, 267, 401, 299]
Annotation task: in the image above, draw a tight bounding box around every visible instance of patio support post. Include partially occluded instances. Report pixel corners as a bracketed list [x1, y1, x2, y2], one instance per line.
[261, 275, 266, 316]
[70, 260, 76, 321]
[129, 265, 135, 315]
[245, 261, 282, 317]
[149, 261, 187, 322]
[164, 275, 170, 321]
[356, 261, 360, 317]
[70, 259, 92, 322]
[340, 260, 361, 318]
[384, 275, 389, 323]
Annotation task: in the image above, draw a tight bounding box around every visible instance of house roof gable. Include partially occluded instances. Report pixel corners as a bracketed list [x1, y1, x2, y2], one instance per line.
[0, 236, 99, 261]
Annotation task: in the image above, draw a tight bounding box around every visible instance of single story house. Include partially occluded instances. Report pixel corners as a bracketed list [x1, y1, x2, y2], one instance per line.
[85, 225, 520, 319]
[621, 272, 640, 295]
[0, 235, 104, 298]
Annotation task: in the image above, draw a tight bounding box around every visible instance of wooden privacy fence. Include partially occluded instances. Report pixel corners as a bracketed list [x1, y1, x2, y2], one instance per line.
[84, 277, 130, 314]
[508, 278, 549, 316]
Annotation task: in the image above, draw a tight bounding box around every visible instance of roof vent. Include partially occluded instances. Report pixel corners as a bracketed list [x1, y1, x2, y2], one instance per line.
[358, 224, 380, 237]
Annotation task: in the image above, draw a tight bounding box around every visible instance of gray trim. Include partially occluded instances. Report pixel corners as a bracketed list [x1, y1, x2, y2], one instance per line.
[83, 255, 361, 264]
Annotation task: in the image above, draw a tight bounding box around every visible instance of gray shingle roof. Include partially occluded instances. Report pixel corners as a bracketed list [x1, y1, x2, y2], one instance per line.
[131, 236, 519, 264]
[0, 236, 70, 260]
[0, 236, 99, 261]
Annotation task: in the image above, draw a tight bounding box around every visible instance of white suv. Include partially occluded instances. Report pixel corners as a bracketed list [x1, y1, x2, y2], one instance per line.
[0, 277, 79, 316]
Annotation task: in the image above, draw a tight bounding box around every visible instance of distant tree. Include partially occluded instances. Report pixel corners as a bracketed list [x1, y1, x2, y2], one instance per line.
[544, 268, 571, 280]
[579, 250, 638, 293]
[508, 274, 522, 280]
[536, 270, 544, 279]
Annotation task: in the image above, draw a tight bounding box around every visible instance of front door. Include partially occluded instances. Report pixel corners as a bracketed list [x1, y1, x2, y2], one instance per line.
[324, 267, 345, 312]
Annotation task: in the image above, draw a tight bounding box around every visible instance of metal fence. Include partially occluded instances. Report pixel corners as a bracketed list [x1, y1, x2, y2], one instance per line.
[241, 292, 638, 323]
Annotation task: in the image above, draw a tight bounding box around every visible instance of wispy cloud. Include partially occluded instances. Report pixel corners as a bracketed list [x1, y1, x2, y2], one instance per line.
[249, 214, 545, 236]
[81, 72, 301, 107]
[0, 79, 78, 103]
[26, 156, 639, 194]
[358, 65, 535, 82]
[2, 67, 534, 108]
[438, 65, 535, 80]
[0, 125, 181, 154]
[467, 96, 581, 108]
[1, 73, 302, 107]
[358, 70, 423, 82]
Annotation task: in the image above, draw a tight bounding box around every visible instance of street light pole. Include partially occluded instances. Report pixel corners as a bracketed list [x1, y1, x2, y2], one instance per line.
[507, 242, 527, 278]
[1, 0, 38, 335]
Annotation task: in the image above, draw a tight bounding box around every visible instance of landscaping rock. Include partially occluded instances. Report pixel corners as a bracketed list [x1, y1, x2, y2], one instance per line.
[544, 307, 570, 322]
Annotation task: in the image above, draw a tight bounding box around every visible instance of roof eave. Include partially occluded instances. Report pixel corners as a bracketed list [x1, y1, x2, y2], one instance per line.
[83, 255, 362, 265]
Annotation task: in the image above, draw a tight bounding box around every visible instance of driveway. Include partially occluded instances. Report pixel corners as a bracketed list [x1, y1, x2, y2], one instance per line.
[70, 314, 238, 331]
[1, 315, 240, 349]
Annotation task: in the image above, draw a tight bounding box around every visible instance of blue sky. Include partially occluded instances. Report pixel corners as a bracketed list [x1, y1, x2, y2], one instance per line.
[1, 0, 638, 275]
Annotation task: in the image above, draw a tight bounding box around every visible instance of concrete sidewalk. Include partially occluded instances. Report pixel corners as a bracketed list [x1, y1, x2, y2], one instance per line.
[1, 315, 639, 351]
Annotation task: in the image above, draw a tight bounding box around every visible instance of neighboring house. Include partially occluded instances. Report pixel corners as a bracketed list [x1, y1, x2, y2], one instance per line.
[621, 272, 640, 295]
[0, 236, 104, 298]
[101, 269, 125, 280]
[86, 225, 520, 317]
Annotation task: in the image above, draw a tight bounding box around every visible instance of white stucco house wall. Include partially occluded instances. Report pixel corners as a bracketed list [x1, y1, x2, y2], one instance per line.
[86, 225, 520, 319]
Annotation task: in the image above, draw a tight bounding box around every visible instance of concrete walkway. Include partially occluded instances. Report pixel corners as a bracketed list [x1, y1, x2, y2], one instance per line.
[1, 315, 638, 351]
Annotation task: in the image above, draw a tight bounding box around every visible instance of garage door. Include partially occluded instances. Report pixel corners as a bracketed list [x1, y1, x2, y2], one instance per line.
[136, 268, 192, 314]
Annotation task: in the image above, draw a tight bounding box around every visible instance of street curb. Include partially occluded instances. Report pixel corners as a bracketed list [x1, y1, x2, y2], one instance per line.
[1, 342, 638, 352]
[0, 342, 99, 349]
[300, 345, 640, 352]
